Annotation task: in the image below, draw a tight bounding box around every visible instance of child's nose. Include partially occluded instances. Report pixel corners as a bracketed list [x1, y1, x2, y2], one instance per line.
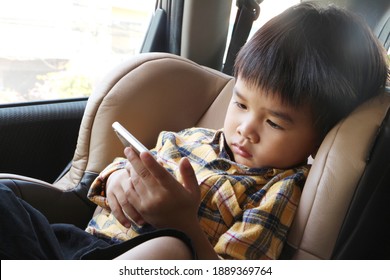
[237, 120, 260, 143]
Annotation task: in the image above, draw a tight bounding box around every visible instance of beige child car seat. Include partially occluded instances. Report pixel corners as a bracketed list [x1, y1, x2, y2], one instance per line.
[1, 53, 389, 259]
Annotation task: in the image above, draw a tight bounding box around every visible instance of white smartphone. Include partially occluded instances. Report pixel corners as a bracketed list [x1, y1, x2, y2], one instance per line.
[112, 122, 148, 155]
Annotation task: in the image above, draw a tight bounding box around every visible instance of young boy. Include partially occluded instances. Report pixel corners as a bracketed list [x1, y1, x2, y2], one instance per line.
[85, 2, 388, 260]
[0, 2, 387, 259]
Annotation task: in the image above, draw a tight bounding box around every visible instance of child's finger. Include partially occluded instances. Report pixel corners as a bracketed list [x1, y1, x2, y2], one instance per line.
[179, 157, 199, 194]
[139, 151, 177, 189]
[125, 147, 151, 179]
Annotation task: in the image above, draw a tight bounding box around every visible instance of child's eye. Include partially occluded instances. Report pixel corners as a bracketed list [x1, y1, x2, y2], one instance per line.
[234, 101, 247, 110]
[266, 119, 284, 130]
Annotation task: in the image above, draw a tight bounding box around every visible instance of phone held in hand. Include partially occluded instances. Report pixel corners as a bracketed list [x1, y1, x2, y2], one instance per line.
[112, 121, 148, 227]
[112, 122, 149, 155]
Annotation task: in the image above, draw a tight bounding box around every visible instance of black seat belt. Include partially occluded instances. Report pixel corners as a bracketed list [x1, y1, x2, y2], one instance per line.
[222, 0, 262, 76]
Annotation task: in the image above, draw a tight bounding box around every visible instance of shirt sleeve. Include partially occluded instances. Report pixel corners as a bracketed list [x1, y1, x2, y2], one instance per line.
[212, 169, 306, 260]
[87, 158, 127, 209]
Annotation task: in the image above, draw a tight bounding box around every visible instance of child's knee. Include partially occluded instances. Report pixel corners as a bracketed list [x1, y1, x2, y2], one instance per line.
[156, 236, 194, 259]
[115, 235, 194, 260]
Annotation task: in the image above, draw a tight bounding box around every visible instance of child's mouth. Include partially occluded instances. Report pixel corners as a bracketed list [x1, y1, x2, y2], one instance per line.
[231, 144, 252, 159]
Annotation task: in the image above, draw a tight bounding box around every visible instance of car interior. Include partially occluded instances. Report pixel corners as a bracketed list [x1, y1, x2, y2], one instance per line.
[0, 0, 389, 259]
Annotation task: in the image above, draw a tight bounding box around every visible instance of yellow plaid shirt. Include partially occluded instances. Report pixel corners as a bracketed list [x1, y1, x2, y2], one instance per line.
[86, 128, 309, 259]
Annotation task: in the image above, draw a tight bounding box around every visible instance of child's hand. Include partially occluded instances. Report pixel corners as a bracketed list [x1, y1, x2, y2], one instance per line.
[124, 147, 200, 232]
[106, 167, 145, 228]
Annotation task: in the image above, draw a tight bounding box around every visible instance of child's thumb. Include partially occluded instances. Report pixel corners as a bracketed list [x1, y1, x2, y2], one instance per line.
[179, 157, 199, 195]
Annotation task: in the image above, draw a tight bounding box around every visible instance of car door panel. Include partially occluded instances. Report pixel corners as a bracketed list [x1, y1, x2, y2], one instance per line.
[0, 98, 86, 183]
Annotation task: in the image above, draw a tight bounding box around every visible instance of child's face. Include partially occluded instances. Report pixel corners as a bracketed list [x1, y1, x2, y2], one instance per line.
[223, 77, 319, 169]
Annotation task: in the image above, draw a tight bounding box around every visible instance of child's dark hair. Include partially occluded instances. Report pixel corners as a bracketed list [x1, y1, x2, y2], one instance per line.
[234, 2, 388, 138]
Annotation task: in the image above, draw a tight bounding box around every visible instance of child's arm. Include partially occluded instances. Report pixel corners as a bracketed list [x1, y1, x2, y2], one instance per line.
[124, 147, 219, 260]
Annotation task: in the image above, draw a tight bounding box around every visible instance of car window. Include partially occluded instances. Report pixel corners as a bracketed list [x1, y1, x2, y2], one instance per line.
[249, 0, 300, 38]
[224, 0, 300, 61]
[0, 0, 155, 104]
